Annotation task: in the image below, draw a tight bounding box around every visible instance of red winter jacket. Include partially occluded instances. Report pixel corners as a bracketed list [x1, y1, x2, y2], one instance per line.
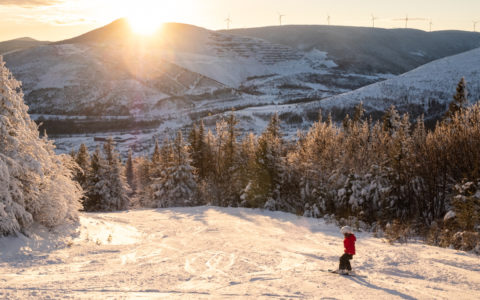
[344, 234, 356, 255]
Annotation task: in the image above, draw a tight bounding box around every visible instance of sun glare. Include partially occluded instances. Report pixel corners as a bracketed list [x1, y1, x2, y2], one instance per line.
[126, 0, 173, 35]
[128, 14, 163, 35]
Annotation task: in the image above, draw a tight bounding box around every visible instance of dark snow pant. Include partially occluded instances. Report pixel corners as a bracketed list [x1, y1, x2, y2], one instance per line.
[339, 253, 353, 271]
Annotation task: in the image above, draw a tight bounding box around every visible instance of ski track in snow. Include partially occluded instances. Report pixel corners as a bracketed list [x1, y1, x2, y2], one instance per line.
[1, 207, 479, 299]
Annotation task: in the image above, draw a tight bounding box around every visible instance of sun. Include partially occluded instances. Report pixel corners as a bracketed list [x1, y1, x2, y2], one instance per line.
[128, 14, 163, 35]
[126, 0, 172, 35]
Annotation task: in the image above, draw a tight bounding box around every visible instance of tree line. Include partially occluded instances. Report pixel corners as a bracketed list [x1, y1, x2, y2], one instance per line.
[1, 54, 478, 252]
[70, 78, 479, 252]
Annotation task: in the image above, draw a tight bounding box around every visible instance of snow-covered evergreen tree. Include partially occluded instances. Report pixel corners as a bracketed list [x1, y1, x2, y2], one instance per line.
[74, 143, 90, 189]
[151, 131, 196, 207]
[249, 113, 285, 208]
[0, 57, 81, 235]
[84, 139, 129, 211]
[125, 149, 136, 194]
[103, 138, 130, 210]
[189, 120, 210, 179]
[135, 155, 152, 206]
[84, 147, 106, 211]
[444, 77, 468, 121]
[382, 105, 402, 134]
[151, 139, 161, 166]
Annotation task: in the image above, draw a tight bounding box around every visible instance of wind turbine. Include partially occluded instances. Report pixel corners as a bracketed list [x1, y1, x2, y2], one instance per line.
[327, 13, 331, 25]
[394, 14, 426, 29]
[429, 19, 433, 32]
[225, 15, 232, 30]
[278, 13, 285, 26]
[371, 14, 378, 28]
[474, 21, 479, 32]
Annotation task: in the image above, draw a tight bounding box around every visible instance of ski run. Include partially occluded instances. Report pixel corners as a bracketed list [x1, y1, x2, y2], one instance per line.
[1, 207, 479, 299]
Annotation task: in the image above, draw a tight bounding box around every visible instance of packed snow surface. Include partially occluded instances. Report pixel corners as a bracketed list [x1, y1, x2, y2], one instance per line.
[1, 207, 479, 299]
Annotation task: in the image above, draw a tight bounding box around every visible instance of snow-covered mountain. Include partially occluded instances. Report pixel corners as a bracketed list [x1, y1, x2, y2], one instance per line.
[57, 19, 339, 88]
[5, 42, 229, 116]
[1, 207, 479, 299]
[0, 37, 49, 55]
[4, 19, 480, 153]
[226, 25, 480, 74]
[295, 46, 480, 122]
[4, 19, 353, 119]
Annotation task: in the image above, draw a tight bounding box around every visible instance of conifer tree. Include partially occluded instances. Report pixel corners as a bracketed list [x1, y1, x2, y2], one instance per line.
[0, 57, 81, 235]
[102, 138, 130, 210]
[75, 143, 90, 188]
[239, 133, 259, 207]
[125, 149, 136, 194]
[249, 113, 284, 208]
[382, 105, 401, 134]
[136, 155, 152, 206]
[224, 111, 239, 174]
[151, 131, 196, 207]
[189, 120, 209, 179]
[152, 139, 161, 165]
[223, 111, 241, 206]
[444, 77, 468, 121]
[84, 139, 129, 212]
[342, 114, 352, 133]
[353, 102, 365, 124]
[84, 147, 106, 211]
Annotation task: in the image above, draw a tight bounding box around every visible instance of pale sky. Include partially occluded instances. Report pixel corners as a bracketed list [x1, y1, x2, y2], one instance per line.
[1, 0, 479, 41]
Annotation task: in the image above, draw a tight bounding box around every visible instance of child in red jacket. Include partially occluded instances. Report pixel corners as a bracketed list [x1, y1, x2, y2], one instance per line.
[339, 226, 356, 275]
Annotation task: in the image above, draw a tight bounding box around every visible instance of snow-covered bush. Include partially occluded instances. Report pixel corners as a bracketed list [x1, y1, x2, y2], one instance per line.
[303, 203, 321, 218]
[0, 56, 82, 236]
[451, 181, 480, 231]
[451, 231, 480, 253]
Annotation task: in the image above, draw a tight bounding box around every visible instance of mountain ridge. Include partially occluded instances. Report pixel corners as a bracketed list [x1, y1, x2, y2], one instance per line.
[224, 25, 480, 74]
[0, 37, 49, 55]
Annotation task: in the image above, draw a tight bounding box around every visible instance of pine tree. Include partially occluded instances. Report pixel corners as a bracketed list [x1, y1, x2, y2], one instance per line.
[0, 57, 81, 235]
[223, 111, 241, 206]
[84, 147, 105, 211]
[189, 120, 209, 179]
[75, 143, 90, 188]
[151, 131, 196, 207]
[152, 139, 161, 165]
[84, 139, 129, 212]
[125, 149, 136, 194]
[149, 137, 173, 207]
[444, 77, 468, 121]
[102, 138, 130, 210]
[342, 114, 352, 133]
[239, 133, 259, 207]
[250, 113, 284, 208]
[382, 105, 401, 134]
[224, 111, 239, 173]
[136, 156, 152, 206]
[353, 102, 365, 124]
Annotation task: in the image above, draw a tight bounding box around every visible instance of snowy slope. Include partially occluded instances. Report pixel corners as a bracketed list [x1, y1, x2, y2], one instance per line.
[299, 47, 480, 121]
[226, 26, 480, 75]
[3, 19, 350, 121]
[1, 207, 479, 299]
[4, 43, 228, 116]
[58, 19, 338, 88]
[0, 37, 48, 55]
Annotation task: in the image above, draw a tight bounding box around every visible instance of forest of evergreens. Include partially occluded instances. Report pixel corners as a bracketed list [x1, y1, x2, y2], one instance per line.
[1, 56, 478, 253]
[71, 78, 480, 253]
